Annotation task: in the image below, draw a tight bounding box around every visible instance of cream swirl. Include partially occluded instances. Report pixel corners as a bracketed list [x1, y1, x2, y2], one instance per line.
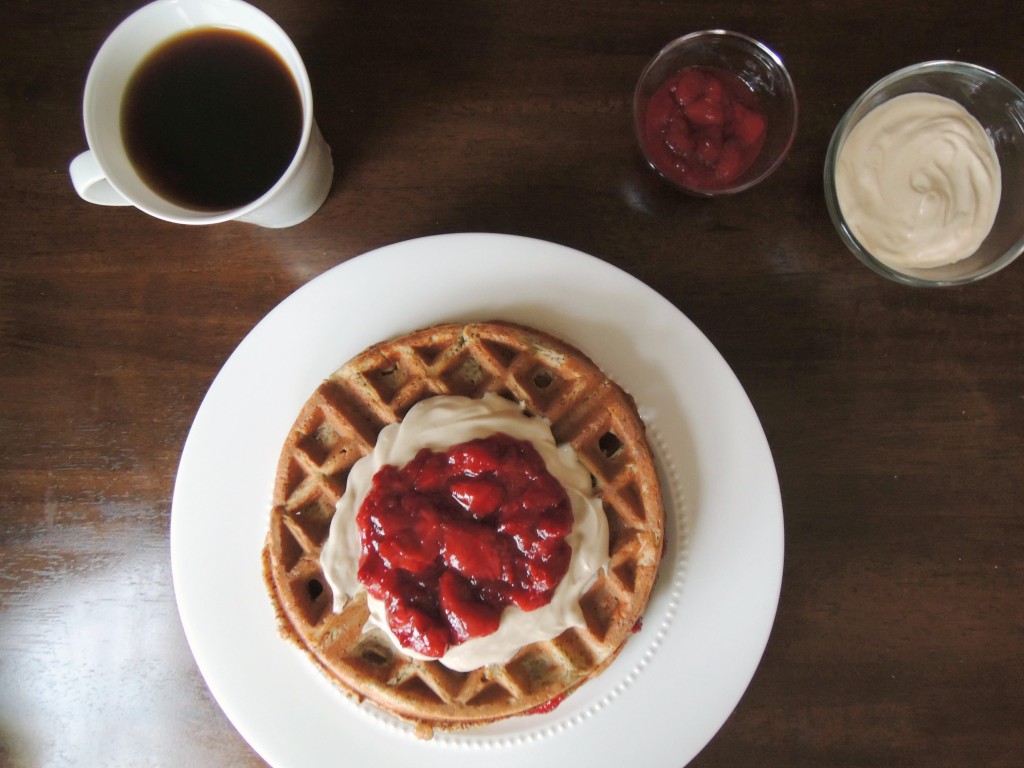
[320, 393, 610, 672]
[835, 92, 1001, 269]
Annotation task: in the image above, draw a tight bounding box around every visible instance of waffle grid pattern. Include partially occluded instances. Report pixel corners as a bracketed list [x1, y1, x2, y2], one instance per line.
[263, 322, 664, 734]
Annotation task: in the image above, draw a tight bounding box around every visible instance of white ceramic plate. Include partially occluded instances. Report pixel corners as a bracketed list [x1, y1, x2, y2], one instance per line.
[171, 233, 783, 768]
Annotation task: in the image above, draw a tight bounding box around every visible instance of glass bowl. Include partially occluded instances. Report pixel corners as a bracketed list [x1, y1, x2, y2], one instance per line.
[824, 61, 1024, 286]
[633, 30, 798, 196]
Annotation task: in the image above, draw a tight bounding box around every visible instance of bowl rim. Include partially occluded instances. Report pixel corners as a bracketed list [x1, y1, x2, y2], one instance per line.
[823, 59, 1024, 287]
[633, 29, 799, 197]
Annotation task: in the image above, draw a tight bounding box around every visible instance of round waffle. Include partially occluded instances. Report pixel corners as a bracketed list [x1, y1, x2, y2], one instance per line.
[262, 321, 664, 736]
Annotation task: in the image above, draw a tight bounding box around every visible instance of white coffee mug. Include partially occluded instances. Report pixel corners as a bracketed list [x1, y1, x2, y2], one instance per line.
[69, 0, 333, 228]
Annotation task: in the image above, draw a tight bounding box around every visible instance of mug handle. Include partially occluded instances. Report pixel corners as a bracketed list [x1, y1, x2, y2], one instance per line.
[69, 151, 132, 206]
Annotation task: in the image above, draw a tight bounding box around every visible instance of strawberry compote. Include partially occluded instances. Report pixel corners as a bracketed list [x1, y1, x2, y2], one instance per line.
[641, 65, 767, 192]
[356, 433, 574, 658]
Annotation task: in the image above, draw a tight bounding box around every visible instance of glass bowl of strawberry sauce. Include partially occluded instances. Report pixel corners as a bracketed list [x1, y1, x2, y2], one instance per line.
[634, 30, 798, 196]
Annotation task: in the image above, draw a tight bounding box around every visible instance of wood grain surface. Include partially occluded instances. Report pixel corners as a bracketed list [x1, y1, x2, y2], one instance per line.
[1, 1, 1022, 766]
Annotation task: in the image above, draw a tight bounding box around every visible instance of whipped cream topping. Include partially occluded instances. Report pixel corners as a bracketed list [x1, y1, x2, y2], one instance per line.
[320, 393, 610, 672]
[835, 92, 1001, 270]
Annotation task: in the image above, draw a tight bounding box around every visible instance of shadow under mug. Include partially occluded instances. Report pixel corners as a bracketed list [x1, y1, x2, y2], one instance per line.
[69, 0, 333, 228]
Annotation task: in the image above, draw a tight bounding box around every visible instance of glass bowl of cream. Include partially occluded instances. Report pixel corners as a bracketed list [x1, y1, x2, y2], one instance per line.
[824, 61, 1024, 286]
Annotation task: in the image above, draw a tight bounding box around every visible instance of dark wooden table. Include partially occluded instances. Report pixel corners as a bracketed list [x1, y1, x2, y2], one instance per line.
[2, 1, 1022, 766]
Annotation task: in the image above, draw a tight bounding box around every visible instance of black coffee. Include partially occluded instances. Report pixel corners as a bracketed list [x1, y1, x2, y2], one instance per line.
[121, 28, 303, 211]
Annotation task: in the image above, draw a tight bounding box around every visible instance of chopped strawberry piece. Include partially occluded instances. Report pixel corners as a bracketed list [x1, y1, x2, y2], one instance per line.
[500, 500, 572, 557]
[664, 116, 694, 157]
[703, 76, 725, 105]
[438, 572, 502, 643]
[512, 585, 552, 611]
[525, 547, 571, 594]
[532, 514, 573, 548]
[646, 86, 676, 130]
[387, 597, 449, 657]
[412, 454, 448, 493]
[376, 528, 439, 573]
[671, 67, 706, 106]
[696, 127, 723, 167]
[684, 97, 725, 127]
[731, 102, 767, 146]
[714, 140, 744, 182]
[535, 509, 573, 541]
[449, 477, 504, 518]
[447, 442, 502, 476]
[517, 482, 566, 514]
[357, 552, 394, 601]
[442, 520, 506, 582]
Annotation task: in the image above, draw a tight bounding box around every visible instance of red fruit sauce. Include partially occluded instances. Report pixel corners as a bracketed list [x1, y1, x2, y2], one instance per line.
[641, 65, 767, 192]
[356, 433, 574, 658]
[526, 692, 567, 716]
